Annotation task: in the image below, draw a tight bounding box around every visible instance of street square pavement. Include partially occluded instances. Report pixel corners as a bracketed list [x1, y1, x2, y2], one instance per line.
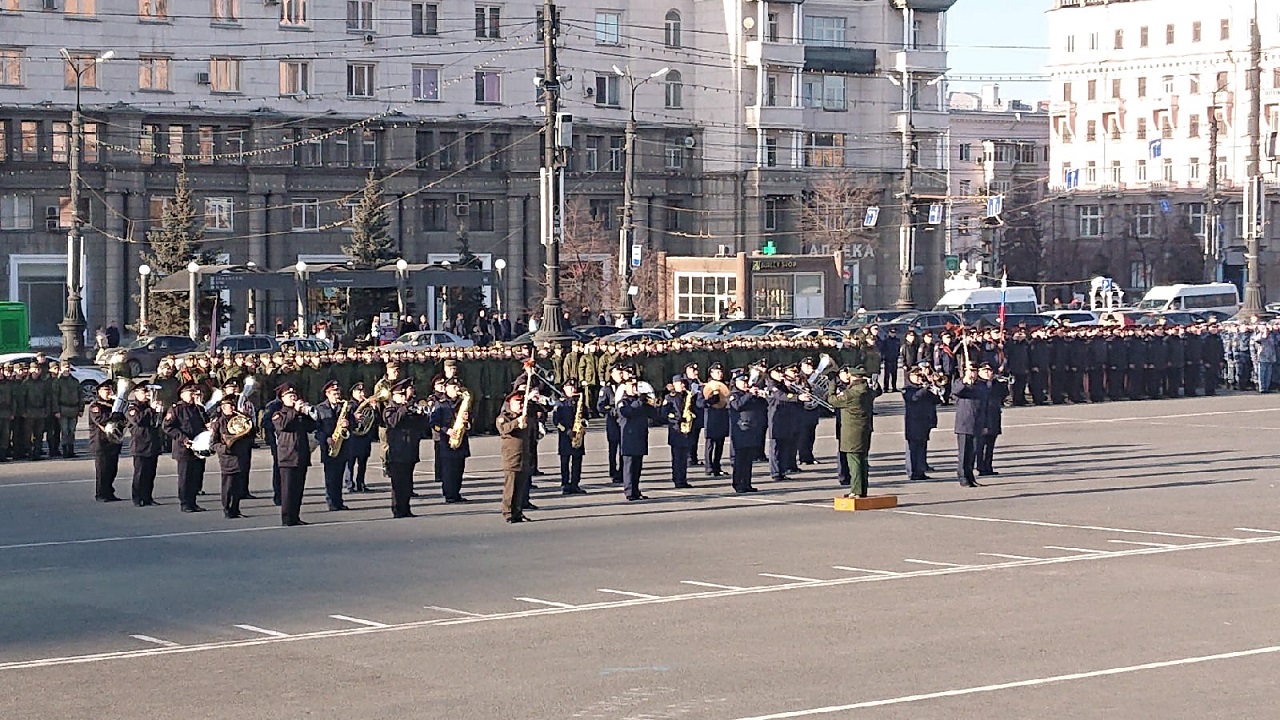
[0, 392, 1278, 719]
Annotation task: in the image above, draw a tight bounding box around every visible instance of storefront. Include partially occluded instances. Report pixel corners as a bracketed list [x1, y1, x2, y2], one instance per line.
[658, 252, 844, 321]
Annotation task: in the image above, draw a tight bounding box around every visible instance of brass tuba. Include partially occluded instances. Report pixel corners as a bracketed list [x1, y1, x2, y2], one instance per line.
[352, 386, 390, 436]
[225, 376, 256, 444]
[805, 353, 835, 409]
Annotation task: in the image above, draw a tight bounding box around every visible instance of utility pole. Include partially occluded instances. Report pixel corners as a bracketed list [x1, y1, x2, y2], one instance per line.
[535, 0, 567, 341]
[1205, 87, 1221, 283]
[616, 66, 668, 325]
[1241, 0, 1264, 315]
[895, 67, 917, 310]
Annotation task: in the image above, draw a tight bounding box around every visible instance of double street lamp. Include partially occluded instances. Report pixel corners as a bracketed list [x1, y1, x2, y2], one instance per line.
[57, 47, 113, 361]
[613, 65, 669, 325]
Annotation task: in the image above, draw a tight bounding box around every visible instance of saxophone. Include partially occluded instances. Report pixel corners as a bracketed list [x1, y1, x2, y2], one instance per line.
[448, 389, 471, 450]
[679, 389, 694, 434]
[328, 400, 350, 458]
[570, 392, 587, 449]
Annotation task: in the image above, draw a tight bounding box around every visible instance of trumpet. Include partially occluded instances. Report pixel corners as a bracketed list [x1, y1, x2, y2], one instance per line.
[295, 401, 320, 421]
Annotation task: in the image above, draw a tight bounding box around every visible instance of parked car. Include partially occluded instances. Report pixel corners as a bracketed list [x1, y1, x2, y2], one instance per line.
[649, 320, 704, 338]
[850, 310, 912, 326]
[797, 317, 851, 329]
[279, 337, 333, 354]
[214, 335, 282, 354]
[503, 329, 590, 347]
[970, 313, 1057, 330]
[733, 321, 800, 338]
[1135, 311, 1204, 327]
[894, 311, 964, 333]
[601, 329, 672, 343]
[1041, 310, 1100, 326]
[570, 324, 620, 340]
[1194, 309, 1235, 323]
[98, 335, 198, 376]
[682, 319, 763, 340]
[783, 327, 841, 340]
[381, 331, 475, 351]
[1099, 310, 1152, 327]
[0, 352, 107, 404]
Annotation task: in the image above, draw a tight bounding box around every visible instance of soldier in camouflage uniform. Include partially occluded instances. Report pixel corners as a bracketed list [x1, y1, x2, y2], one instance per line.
[54, 362, 83, 458]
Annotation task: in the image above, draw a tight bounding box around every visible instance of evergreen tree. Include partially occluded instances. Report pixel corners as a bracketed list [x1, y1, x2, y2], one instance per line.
[342, 171, 398, 335]
[445, 228, 488, 332]
[139, 169, 225, 337]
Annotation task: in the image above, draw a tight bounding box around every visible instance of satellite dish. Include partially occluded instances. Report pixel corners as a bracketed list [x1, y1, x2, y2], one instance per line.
[742, 17, 755, 30]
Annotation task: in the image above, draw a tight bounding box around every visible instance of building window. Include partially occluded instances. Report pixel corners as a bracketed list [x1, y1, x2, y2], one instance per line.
[412, 66, 439, 101]
[347, 63, 374, 98]
[1135, 159, 1147, 182]
[803, 75, 845, 111]
[1130, 261, 1154, 290]
[471, 198, 496, 231]
[1132, 204, 1154, 237]
[138, 56, 170, 91]
[1189, 157, 1201, 181]
[280, 61, 310, 96]
[1191, 20, 1201, 42]
[1190, 73, 1201, 94]
[412, 3, 437, 35]
[764, 137, 778, 167]
[167, 125, 184, 164]
[64, 53, 102, 88]
[1111, 78, 1121, 99]
[1114, 29, 1123, 49]
[1079, 205, 1102, 237]
[608, 136, 624, 171]
[1162, 157, 1174, 182]
[1188, 114, 1200, 138]
[1062, 82, 1071, 102]
[1065, 35, 1075, 53]
[0, 123, 6, 163]
[414, 131, 434, 169]
[1139, 25, 1149, 47]
[197, 126, 214, 164]
[674, 273, 737, 321]
[1136, 117, 1148, 140]
[0, 196, 33, 230]
[802, 16, 846, 47]
[139, 124, 157, 164]
[1220, 18, 1230, 40]
[1087, 79, 1096, 101]
[490, 133, 508, 171]
[588, 199, 614, 230]
[0, 0, 18, 9]
[52, 122, 69, 162]
[17, 121, 36, 161]
[958, 143, 971, 162]
[763, 197, 779, 231]
[1136, 76, 1147, 98]
[1110, 160, 1122, 184]
[1166, 23, 1175, 44]
[359, 129, 377, 166]
[1160, 114, 1173, 139]
[1217, 155, 1227, 179]
[438, 131, 456, 169]
[291, 199, 320, 231]
[766, 12, 779, 42]
[139, 0, 168, 21]
[1088, 31, 1099, 50]
[474, 70, 501, 103]
[803, 132, 844, 168]
[225, 128, 245, 161]
[475, 5, 500, 38]
[1086, 120, 1097, 142]
[280, 0, 307, 26]
[421, 198, 447, 231]
[209, 57, 240, 92]
[464, 132, 481, 165]
[204, 197, 233, 232]
[584, 136, 599, 171]
[65, 0, 94, 16]
[594, 73, 620, 106]
[1085, 161, 1097, 184]
[211, 0, 239, 22]
[299, 132, 322, 166]
[1186, 202, 1206, 237]
[665, 138, 684, 169]
[664, 69, 682, 109]
[595, 11, 620, 45]
[664, 10, 681, 48]
[0, 49, 20, 87]
[346, 0, 373, 31]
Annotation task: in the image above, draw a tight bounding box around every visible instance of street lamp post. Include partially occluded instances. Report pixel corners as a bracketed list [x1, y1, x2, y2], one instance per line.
[138, 264, 151, 334]
[614, 65, 669, 325]
[395, 258, 409, 316]
[57, 47, 113, 361]
[245, 261, 257, 333]
[186, 261, 201, 340]
[294, 260, 308, 337]
[493, 258, 507, 315]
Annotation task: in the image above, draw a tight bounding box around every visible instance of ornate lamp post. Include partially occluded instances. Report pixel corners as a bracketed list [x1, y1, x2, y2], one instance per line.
[186, 261, 200, 340]
[137, 264, 151, 334]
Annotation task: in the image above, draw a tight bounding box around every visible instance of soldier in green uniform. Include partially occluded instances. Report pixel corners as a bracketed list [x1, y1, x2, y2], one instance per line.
[828, 366, 881, 499]
[0, 365, 14, 461]
[54, 362, 83, 458]
[577, 343, 601, 419]
[24, 362, 56, 460]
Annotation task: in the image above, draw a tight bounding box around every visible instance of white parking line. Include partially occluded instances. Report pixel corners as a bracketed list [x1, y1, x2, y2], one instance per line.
[233, 624, 289, 638]
[729, 642, 1280, 719]
[129, 635, 179, 648]
[329, 615, 388, 629]
[1044, 545, 1111, 555]
[893, 510, 1233, 541]
[831, 565, 898, 576]
[514, 597, 576, 609]
[1235, 527, 1280, 534]
[1107, 540, 1176, 548]
[680, 580, 745, 591]
[902, 559, 968, 568]
[978, 553, 1041, 561]
[424, 605, 486, 617]
[596, 589, 660, 600]
[759, 573, 821, 583]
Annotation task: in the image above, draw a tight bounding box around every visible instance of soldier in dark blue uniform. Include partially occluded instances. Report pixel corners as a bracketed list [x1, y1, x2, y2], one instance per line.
[1105, 328, 1128, 401]
[976, 363, 1008, 477]
[271, 382, 318, 526]
[262, 393, 284, 506]
[663, 375, 695, 489]
[700, 364, 731, 478]
[553, 379, 587, 495]
[87, 381, 124, 502]
[952, 364, 987, 488]
[383, 379, 427, 518]
[796, 357, 822, 467]
[209, 394, 252, 518]
[126, 383, 163, 506]
[595, 364, 625, 485]
[727, 370, 766, 493]
[346, 382, 375, 493]
[314, 380, 352, 511]
[767, 366, 806, 482]
[429, 378, 472, 504]
[681, 363, 703, 467]
[903, 364, 941, 481]
[163, 381, 209, 512]
[616, 368, 653, 501]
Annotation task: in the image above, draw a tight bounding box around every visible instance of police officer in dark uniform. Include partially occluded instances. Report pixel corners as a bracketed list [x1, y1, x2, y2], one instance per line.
[701, 363, 731, 477]
[271, 382, 318, 526]
[429, 378, 472, 504]
[767, 365, 805, 482]
[903, 363, 941, 481]
[209, 394, 252, 518]
[616, 367, 653, 501]
[727, 370, 766, 493]
[595, 364, 625, 485]
[681, 363, 704, 466]
[87, 381, 124, 502]
[346, 382, 376, 493]
[383, 379, 426, 518]
[976, 363, 1008, 476]
[1028, 328, 1050, 405]
[125, 383, 163, 506]
[553, 379, 587, 495]
[314, 380, 352, 511]
[163, 381, 209, 513]
[1105, 327, 1128, 401]
[663, 374, 696, 489]
[795, 357, 822, 467]
[952, 364, 987, 488]
[1004, 328, 1031, 406]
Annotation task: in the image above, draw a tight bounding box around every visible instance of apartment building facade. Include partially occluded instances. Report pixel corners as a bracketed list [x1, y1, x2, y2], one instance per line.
[0, 0, 955, 343]
[1046, 0, 1280, 298]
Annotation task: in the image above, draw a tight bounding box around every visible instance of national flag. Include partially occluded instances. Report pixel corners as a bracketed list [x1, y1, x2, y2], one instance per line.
[998, 271, 1008, 329]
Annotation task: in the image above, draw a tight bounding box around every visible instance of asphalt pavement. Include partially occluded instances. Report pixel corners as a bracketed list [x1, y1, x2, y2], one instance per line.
[1, 391, 1278, 719]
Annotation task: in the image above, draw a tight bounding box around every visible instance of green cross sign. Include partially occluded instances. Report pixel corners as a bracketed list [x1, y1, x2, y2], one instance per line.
[761, 240, 778, 256]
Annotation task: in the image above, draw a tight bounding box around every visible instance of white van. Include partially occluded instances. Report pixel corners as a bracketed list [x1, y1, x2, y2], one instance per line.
[934, 286, 1038, 315]
[1137, 283, 1240, 315]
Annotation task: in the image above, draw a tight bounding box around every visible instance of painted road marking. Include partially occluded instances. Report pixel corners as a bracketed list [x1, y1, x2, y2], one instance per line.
[3, 533, 1278, 672]
[233, 625, 289, 638]
[1108, 540, 1176, 548]
[893, 509, 1233, 541]
[424, 605, 486, 618]
[978, 553, 1042, 561]
[596, 589, 660, 600]
[1235, 527, 1280, 534]
[728, 642, 1280, 719]
[758, 573, 821, 583]
[329, 615, 389, 629]
[902, 559, 968, 568]
[1005, 406, 1280, 430]
[128, 635, 179, 648]
[831, 566, 898, 576]
[1044, 546, 1111, 555]
[681, 581, 745, 591]
[514, 597, 576, 609]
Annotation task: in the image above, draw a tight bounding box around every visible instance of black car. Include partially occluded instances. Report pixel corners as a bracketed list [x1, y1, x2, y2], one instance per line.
[573, 324, 621, 340]
[650, 320, 704, 337]
[895, 311, 964, 333]
[99, 335, 199, 376]
[970, 313, 1056, 330]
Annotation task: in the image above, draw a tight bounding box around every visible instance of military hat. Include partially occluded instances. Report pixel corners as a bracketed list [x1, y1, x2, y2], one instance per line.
[671, 374, 686, 384]
[28, 361, 40, 369]
[562, 377, 579, 389]
[444, 377, 462, 387]
[221, 377, 240, 389]
[709, 362, 723, 371]
[180, 381, 203, 394]
[444, 359, 459, 369]
[96, 379, 114, 392]
[322, 379, 341, 392]
[386, 360, 402, 369]
[504, 390, 525, 405]
[849, 366, 870, 376]
[274, 382, 298, 398]
[800, 356, 814, 366]
[350, 381, 365, 393]
[979, 362, 993, 370]
[684, 362, 698, 370]
[390, 379, 413, 393]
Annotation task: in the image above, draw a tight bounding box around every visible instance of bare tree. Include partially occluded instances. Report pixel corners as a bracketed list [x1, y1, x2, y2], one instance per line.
[798, 174, 881, 256]
[523, 197, 617, 321]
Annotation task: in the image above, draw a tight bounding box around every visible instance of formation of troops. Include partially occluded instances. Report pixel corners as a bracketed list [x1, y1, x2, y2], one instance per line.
[8, 314, 1274, 525]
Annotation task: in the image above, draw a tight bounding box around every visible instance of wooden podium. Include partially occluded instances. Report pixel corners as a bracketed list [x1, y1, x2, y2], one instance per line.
[833, 495, 898, 512]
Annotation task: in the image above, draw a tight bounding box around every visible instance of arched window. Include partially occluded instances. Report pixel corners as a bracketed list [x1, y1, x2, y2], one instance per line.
[665, 69, 683, 109]
[664, 10, 682, 48]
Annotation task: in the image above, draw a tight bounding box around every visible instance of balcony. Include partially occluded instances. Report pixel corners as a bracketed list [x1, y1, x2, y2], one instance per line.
[913, 168, 949, 197]
[745, 104, 805, 129]
[891, 49, 948, 76]
[746, 40, 805, 68]
[895, 109, 949, 134]
[1049, 100, 1076, 116]
[804, 46, 877, 75]
[891, 0, 960, 9]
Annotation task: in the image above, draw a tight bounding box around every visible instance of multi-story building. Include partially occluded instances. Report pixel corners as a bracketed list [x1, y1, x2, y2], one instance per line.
[0, 0, 956, 345]
[947, 85, 1051, 271]
[1046, 0, 1280, 300]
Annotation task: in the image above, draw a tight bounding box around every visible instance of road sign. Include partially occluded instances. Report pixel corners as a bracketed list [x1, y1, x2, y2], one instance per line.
[986, 195, 1004, 218]
[944, 254, 960, 272]
[928, 204, 943, 225]
[631, 243, 642, 267]
[1159, 199, 1172, 213]
[863, 206, 880, 228]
